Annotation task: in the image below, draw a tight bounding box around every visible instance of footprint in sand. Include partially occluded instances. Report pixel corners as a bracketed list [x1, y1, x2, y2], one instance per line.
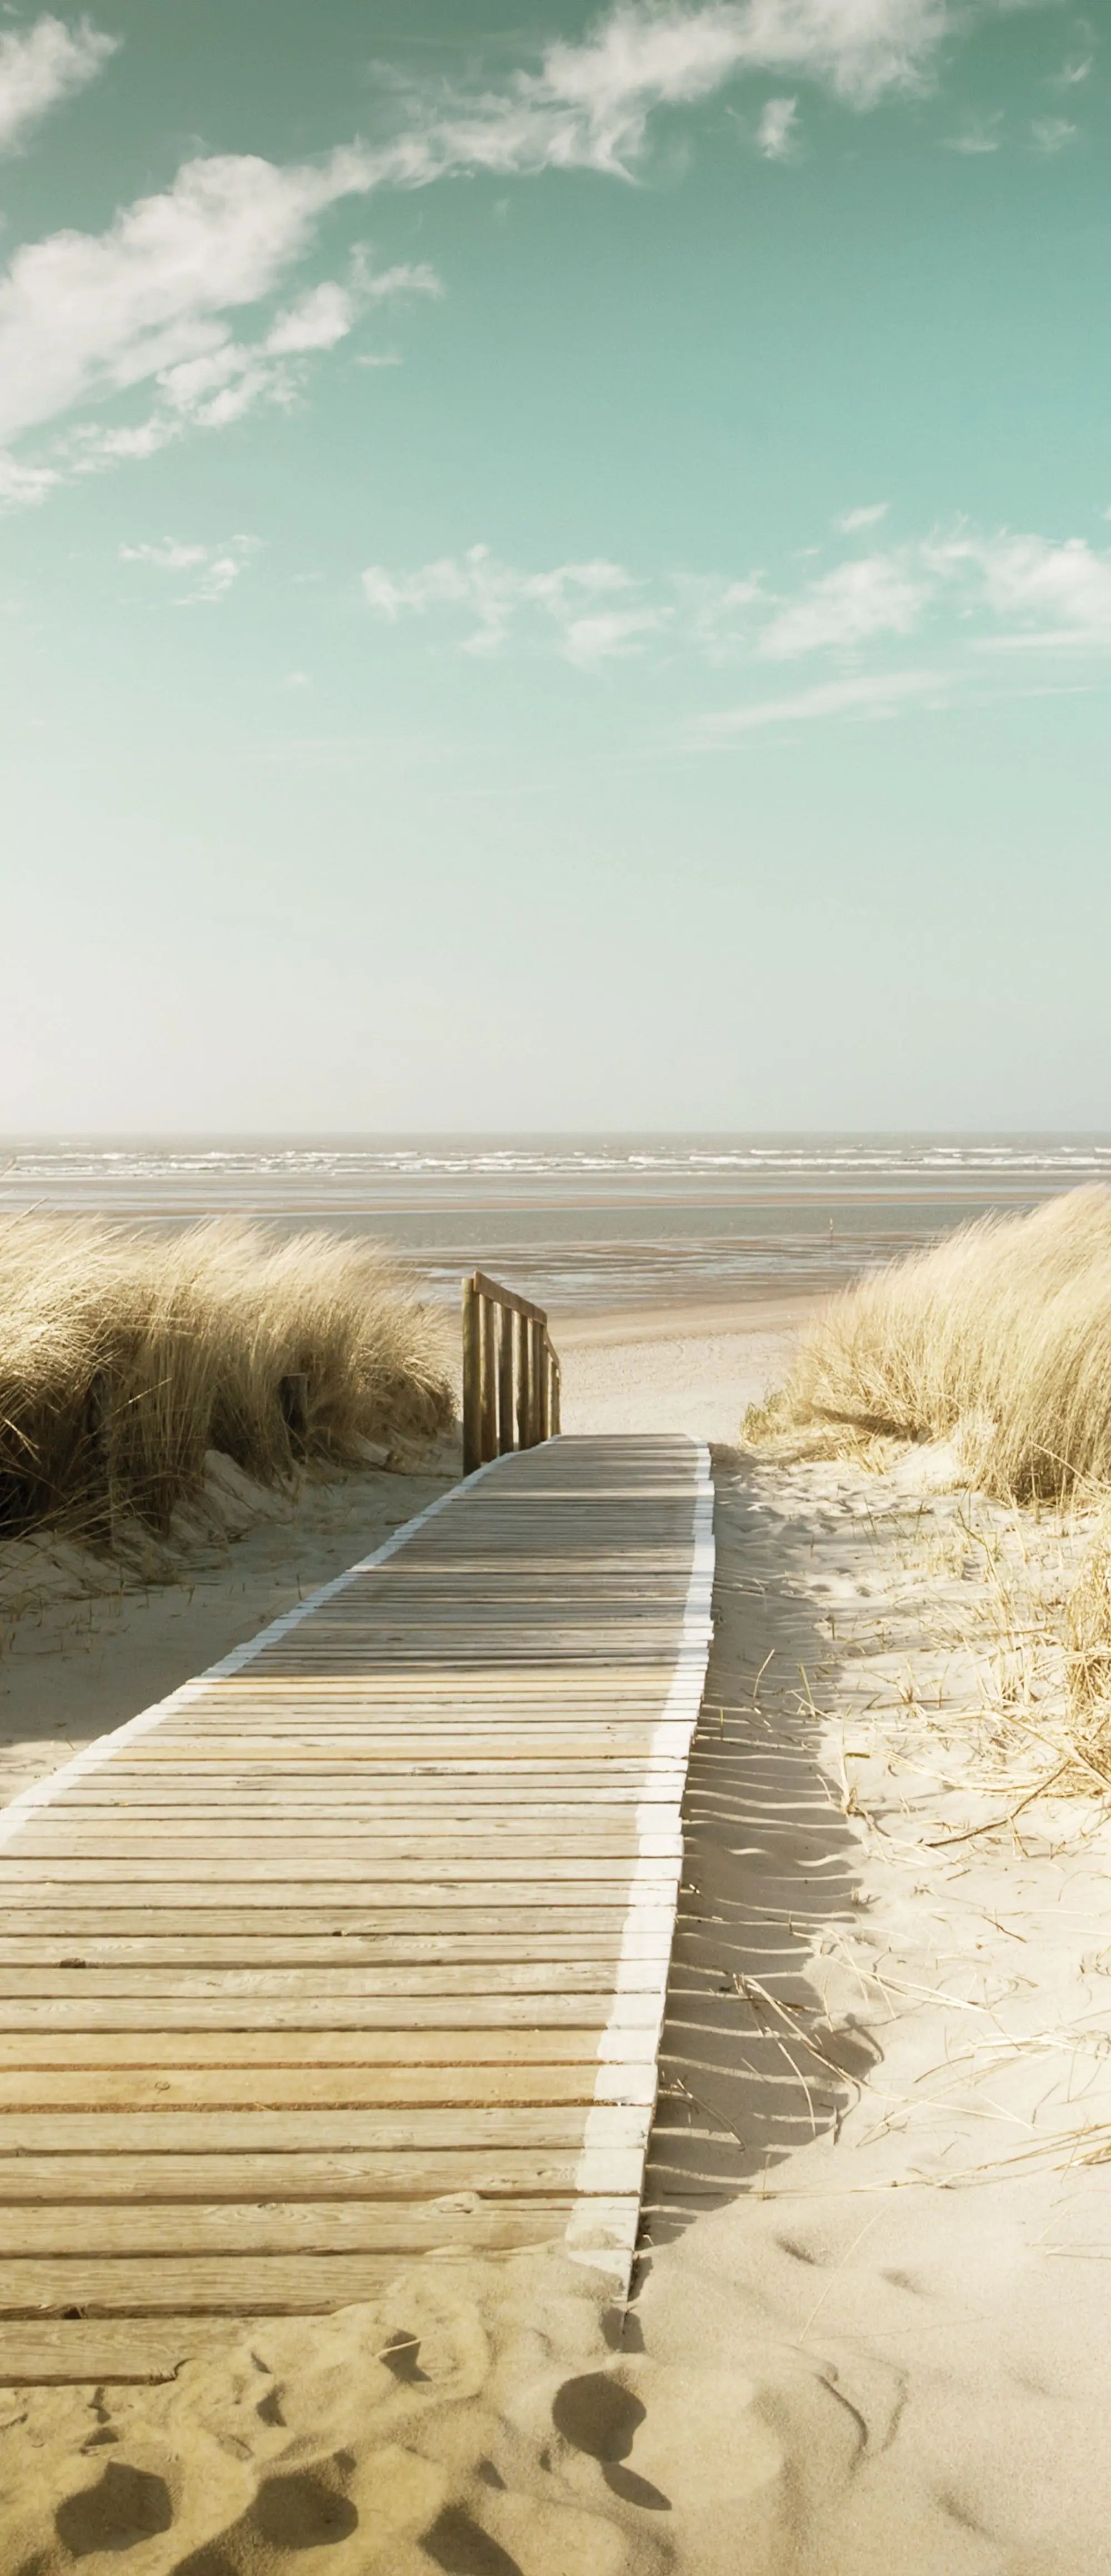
[54, 2460, 174, 2557]
[552, 2372, 671, 2512]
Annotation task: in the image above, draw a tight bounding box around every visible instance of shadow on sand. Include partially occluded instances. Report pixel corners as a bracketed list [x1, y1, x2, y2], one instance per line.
[639, 1447, 879, 2254]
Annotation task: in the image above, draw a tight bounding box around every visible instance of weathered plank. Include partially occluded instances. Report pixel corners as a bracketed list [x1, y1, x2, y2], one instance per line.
[0, 1434, 713, 2375]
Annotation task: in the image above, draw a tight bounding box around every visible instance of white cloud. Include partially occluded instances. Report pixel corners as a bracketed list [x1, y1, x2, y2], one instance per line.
[699, 669, 943, 731]
[0, 150, 374, 448]
[359, 524, 1111, 685]
[1056, 52, 1093, 86]
[944, 109, 1003, 153]
[930, 530, 1111, 642]
[119, 532, 258, 604]
[376, 0, 950, 197]
[756, 95, 798, 157]
[266, 280, 356, 356]
[0, 159, 438, 493]
[362, 543, 659, 663]
[0, 1, 998, 497]
[0, 12, 116, 154]
[835, 501, 889, 533]
[562, 603, 666, 666]
[758, 553, 928, 657]
[361, 259, 443, 305]
[0, 447, 61, 504]
[1031, 115, 1076, 152]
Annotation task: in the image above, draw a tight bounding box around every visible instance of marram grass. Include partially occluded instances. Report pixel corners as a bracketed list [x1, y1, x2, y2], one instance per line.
[747, 1185, 1111, 1506]
[0, 1214, 453, 1545]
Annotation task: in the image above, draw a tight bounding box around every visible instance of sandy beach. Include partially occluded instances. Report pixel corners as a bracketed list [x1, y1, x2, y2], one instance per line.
[6, 1291, 1111, 2571]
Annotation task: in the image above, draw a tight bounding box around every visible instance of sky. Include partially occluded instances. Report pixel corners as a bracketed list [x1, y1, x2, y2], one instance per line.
[1, 0, 1109, 1134]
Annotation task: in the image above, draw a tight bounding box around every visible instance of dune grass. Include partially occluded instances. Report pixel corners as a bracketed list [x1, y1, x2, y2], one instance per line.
[748, 1186, 1111, 1506]
[0, 1214, 453, 1547]
[747, 1185, 1111, 1747]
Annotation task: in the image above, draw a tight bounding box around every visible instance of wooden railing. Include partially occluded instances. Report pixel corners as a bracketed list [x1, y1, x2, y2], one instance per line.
[462, 1270, 562, 1475]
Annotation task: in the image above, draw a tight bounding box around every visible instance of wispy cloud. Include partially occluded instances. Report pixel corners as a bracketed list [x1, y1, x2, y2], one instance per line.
[834, 502, 889, 534]
[758, 554, 927, 657]
[119, 533, 258, 604]
[756, 96, 798, 158]
[0, 0, 970, 498]
[0, 12, 116, 155]
[1055, 51, 1093, 87]
[1030, 115, 1077, 153]
[363, 543, 662, 665]
[945, 109, 1004, 153]
[927, 530, 1111, 643]
[0, 188, 439, 500]
[360, 523, 1111, 718]
[699, 669, 944, 733]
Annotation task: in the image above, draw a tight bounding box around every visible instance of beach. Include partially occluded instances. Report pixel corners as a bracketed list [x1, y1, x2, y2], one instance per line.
[4, 1237, 1111, 2570]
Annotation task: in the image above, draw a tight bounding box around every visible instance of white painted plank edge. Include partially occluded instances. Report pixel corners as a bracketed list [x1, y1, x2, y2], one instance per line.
[568, 1439, 714, 2290]
[0, 1458, 505, 1851]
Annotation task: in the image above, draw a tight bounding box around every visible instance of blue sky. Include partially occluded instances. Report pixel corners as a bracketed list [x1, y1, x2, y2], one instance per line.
[1, 0, 1108, 1132]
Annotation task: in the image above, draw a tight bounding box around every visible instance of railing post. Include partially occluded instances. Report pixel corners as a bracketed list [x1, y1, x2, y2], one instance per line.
[517, 1313, 531, 1451]
[462, 1275, 482, 1475]
[551, 1354, 562, 1436]
[466, 1270, 559, 1463]
[498, 1306, 515, 1455]
[480, 1291, 497, 1464]
[279, 1371, 309, 1460]
[528, 1317, 543, 1448]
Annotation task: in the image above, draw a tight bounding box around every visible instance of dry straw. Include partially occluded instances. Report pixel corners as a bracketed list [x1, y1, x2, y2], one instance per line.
[749, 1185, 1111, 1506]
[0, 1213, 453, 1545]
[748, 1184, 1111, 1747]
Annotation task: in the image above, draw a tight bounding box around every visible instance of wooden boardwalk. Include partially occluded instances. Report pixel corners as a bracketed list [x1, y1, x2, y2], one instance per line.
[0, 1434, 713, 2383]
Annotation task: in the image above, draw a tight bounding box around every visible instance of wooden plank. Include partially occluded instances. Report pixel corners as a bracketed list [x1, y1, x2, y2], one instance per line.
[0, 2238, 597, 2314]
[0, 2158, 645, 2217]
[0, 2321, 227, 2382]
[0, 1962, 667, 1996]
[0, 2104, 649, 2151]
[471, 1270, 547, 1326]
[0, 1994, 666, 2031]
[0, 2064, 655, 2112]
[0, 2027, 628, 2067]
[0, 1907, 673, 1941]
[0, 1434, 713, 2333]
[0, 1931, 674, 1966]
[0, 1880, 679, 1913]
[0, 1859, 680, 1885]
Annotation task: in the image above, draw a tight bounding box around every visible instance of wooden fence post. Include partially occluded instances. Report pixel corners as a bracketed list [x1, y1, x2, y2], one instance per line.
[463, 1271, 560, 1467]
[462, 1276, 482, 1475]
[279, 1371, 309, 1460]
[516, 1315, 531, 1451]
[480, 1291, 497, 1464]
[528, 1317, 543, 1448]
[498, 1306, 515, 1455]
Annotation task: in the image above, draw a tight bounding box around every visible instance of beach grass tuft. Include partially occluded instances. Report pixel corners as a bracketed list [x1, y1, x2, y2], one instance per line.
[747, 1184, 1111, 1506]
[0, 1213, 453, 1545]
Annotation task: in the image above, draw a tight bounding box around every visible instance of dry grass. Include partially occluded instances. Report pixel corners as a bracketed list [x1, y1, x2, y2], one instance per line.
[748, 1186, 1111, 1506]
[746, 1185, 1111, 1762]
[0, 1214, 453, 1546]
[1067, 1515, 1111, 1743]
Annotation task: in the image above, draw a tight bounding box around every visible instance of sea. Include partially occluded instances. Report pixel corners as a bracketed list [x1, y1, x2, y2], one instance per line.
[2, 1135, 1109, 1317]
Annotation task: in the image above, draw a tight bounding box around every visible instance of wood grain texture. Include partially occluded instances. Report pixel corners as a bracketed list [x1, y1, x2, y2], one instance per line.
[0, 1434, 712, 2374]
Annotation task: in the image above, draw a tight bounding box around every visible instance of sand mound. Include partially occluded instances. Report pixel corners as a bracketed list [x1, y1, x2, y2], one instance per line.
[0, 2251, 673, 2576]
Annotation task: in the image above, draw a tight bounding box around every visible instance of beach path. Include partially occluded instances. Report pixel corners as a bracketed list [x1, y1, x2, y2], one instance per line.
[0, 1433, 712, 2386]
